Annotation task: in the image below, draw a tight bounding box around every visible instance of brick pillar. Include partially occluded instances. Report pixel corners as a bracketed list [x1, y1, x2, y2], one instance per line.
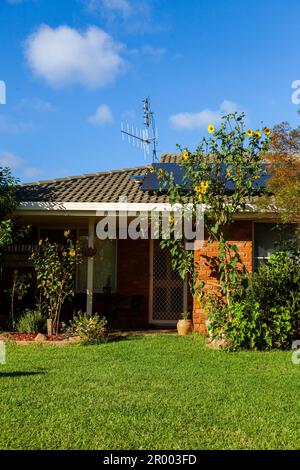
[192, 221, 253, 333]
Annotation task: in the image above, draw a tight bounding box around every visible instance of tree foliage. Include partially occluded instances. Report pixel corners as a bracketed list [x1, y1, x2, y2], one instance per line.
[261, 121, 300, 225]
[30, 231, 82, 334]
[0, 167, 18, 254]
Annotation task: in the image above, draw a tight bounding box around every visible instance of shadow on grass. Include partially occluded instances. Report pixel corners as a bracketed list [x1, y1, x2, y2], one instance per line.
[0, 371, 45, 378]
[108, 333, 144, 343]
[77, 332, 144, 346]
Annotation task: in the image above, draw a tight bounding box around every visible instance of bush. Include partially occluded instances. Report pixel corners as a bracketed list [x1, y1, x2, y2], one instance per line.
[16, 309, 46, 334]
[242, 251, 300, 319]
[71, 312, 108, 343]
[208, 250, 300, 350]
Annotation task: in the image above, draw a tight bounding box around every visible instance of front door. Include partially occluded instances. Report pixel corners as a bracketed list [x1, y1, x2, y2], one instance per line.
[150, 240, 187, 324]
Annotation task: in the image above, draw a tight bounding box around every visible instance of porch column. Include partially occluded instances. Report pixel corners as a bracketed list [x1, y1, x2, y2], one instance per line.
[86, 217, 95, 316]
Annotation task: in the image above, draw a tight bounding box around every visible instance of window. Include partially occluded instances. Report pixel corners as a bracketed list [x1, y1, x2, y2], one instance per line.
[76, 230, 117, 293]
[253, 223, 296, 268]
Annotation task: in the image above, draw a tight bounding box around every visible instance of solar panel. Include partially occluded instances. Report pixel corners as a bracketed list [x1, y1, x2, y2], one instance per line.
[140, 163, 271, 192]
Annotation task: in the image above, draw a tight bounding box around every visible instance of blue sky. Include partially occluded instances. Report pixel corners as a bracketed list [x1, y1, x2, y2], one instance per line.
[0, 0, 300, 182]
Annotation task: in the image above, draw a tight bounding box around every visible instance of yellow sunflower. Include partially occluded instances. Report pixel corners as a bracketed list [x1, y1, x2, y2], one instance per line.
[195, 185, 201, 193]
[38, 239, 43, 246]
[254, 130, 261, 139]
[197, 194, 203, 203]
[263, 127, 271, 136]
[207, 124, 215, 134]
[182, 149, 190, 161]
[157, 168, 164, 179]
[64, 230, 70, 238]
[62, 251, 67, 257]
[69, 250, 76, 258]
[246, 129, 253, 136]
[149, 166, 155, 173]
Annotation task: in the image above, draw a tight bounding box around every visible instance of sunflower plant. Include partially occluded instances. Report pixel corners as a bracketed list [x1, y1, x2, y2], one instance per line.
[30, 231, 82, 334]
[160, 112, 270, 307]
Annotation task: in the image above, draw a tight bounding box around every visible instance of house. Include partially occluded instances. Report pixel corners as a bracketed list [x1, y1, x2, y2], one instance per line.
[0, 154, 295, 331]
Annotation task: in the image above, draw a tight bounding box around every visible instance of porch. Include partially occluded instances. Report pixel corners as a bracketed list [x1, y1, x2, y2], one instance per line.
[1, 214, 190, 330]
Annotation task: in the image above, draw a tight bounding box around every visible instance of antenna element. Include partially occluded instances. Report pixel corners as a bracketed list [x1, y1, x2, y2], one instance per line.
[121, 97, 158, 162]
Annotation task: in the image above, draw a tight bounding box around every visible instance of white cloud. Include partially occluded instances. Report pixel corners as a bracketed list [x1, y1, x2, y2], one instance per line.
[0, 116, 33, 134]
[87, 0, 131, 16]
[22, 167, 42, 178]
[141, 45, 167, 59]
[17, 97, 55, 112]
[24, 25, 125, 89]
[0, 151, 42, 179]
[88, 104, 114, 126]
[0, 151, 23, 169]
[169, 100, 240, 131]
[84, 0, 155, 34]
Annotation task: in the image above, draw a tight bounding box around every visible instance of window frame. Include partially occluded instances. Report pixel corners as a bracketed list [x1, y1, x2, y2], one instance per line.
[253, 221, 296, 269]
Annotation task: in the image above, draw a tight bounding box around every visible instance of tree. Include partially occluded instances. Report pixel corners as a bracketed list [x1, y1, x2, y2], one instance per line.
[30, 231, 82, 334]
[0, 167, 18, 256]
[0, 166, 30, 324]
[159, 113, 270, 306]
[260, 121, 300, 226]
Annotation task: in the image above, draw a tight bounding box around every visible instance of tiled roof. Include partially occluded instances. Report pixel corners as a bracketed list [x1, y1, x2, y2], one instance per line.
[16, 153, 274, 206]
[17, 166, 170, 204]
[159, 153, 181, 163]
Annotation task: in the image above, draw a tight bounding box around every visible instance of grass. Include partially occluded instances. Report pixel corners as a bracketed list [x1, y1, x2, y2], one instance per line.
[0, 334, 299, 450]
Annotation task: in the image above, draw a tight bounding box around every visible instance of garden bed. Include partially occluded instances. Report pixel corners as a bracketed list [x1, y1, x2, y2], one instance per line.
[0, 332, 80, 344]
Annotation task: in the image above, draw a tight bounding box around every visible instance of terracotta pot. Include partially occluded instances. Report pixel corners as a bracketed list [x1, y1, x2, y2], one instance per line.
[177, 319, 193, 336]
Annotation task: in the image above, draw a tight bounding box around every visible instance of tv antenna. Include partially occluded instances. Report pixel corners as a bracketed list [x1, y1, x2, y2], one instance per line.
[121, 97, 158, 162]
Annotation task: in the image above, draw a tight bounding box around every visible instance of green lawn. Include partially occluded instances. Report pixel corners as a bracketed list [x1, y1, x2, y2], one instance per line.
[0, 334, 299, 450]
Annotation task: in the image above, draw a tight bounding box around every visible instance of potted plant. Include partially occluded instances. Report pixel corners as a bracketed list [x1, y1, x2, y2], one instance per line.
[177, 311, 193, 336]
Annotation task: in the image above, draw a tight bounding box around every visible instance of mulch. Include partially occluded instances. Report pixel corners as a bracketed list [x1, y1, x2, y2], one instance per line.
[0, 332, 74, 343]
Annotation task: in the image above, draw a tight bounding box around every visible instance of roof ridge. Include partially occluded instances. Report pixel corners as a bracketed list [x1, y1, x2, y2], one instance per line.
[20, 165, 147, 187]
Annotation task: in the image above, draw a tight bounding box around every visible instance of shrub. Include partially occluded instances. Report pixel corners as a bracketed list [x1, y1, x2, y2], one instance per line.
[208, 249, 300, 350]
[242, 251, 300, 319]
[208, 301, 271, 350]
[16, 309, 45, 334]
[71, 312, 108, 343]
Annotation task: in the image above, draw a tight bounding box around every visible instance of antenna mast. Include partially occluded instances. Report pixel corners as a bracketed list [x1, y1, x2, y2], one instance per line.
[121, 97, 158, 162]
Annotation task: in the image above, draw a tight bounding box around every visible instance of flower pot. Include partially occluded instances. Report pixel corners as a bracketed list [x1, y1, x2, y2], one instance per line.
[177, 319, 193, 336]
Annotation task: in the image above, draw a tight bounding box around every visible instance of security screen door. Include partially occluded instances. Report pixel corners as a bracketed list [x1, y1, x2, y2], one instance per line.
[151, 240, 187, 324]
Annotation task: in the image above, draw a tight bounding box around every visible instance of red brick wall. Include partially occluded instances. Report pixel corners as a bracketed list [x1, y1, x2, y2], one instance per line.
[193, 221, 253, 333]
[117, 238, 150, 327]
